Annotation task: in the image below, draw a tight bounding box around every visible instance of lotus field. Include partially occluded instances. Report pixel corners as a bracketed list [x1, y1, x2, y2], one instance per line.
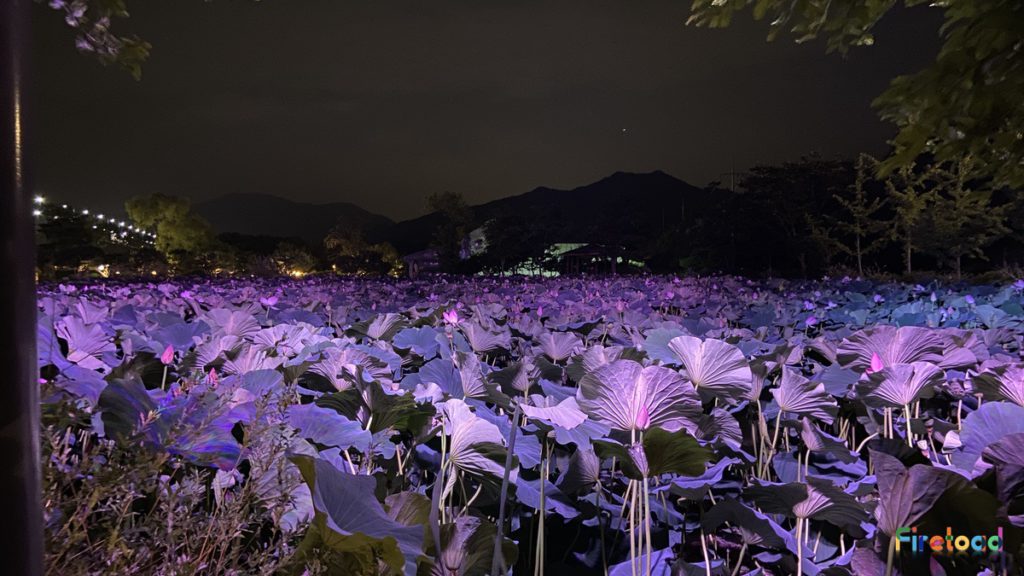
[38, 276, 1024, 575]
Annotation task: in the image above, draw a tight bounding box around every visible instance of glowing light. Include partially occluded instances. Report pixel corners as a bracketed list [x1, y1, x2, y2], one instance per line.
[33, 195, 44, 204]
[118, 221, 125, 227]
[32, 209, 41, 217]
[82, 209, 89, 215]
[97, 213, 104, 219]
[61, 204, 67, 209]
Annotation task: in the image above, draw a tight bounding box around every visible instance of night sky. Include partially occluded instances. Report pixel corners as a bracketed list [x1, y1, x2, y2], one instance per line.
[33, 0, 941, 221]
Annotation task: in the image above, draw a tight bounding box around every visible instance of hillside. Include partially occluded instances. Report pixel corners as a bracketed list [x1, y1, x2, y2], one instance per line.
[386, 170, 709, 254]
[195, 193, 394, 244]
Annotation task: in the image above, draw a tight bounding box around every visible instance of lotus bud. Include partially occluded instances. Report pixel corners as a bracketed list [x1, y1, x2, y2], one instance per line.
[635, 405, 650, 430]
[867, 352, 884, 375]
[160, 344, 174, 365]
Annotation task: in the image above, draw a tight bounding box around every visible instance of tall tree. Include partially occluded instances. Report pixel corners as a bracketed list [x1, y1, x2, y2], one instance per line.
[688, 0, 1024, 190]
[921, 157, 1009, 279]
[427, 191, 472, 271]
[885, 163, 936, 275]
[832, 154, 889, 276]
[125, 193, 214, 256]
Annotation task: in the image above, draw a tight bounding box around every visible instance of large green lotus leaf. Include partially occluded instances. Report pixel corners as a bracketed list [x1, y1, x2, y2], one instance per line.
[419, 516, 517, 576]
[291, 455, 424, 575]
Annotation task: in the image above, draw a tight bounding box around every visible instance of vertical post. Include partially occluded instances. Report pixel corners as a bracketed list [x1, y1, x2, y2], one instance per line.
[0, 0, 42, 575]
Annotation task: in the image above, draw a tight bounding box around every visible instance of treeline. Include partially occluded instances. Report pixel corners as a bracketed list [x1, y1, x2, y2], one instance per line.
[675, 154, 1019, 279]
[37, 154, 1024, 280]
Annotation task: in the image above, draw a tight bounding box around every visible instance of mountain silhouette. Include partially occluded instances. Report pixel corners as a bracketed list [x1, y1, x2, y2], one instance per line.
[196, 171, 709, 252]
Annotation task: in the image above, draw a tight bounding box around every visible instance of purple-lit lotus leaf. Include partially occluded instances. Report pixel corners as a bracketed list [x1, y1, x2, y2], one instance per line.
[771, 367, 838, 424]
[701, 499, 796, 551]
[308, 346, 390, 390]
[285, 403, 371, 452]
[577, 359, 701, 432]
[520, 395, 588, 430]
[516, 475, 581, 519]
[799, 418, 858, 463]
[836, 326, 944, 372]
[951, 401, 1024, 473]
[393, 326, 442, 359]
[973, 364, 1024, 407]
[557, 446, 601, 494]
[656, 456, 739, 500]
[855, 362, 942, 408]
[456, 351, 495, 399]
[348, 312, 407, 341]
[203, 308, 261, 339]
[667, 335, 752, 401]
[56, 316, 116, 371]
[442, 398, 515, 483]
[488, 360, 536, 396]
[746, 477, 868, 534]
[871, 450, 955, 536]
[460, 320, 511, 354]
[981, 433, 1024, 520]
[690, 407, 743, 446]
[537, 331, 583, 363]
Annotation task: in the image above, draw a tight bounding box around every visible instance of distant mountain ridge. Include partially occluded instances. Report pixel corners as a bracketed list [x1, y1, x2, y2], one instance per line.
[196, 171, 708, 252]
[387, 170, 708, 253]
[194, 193, 393, 243]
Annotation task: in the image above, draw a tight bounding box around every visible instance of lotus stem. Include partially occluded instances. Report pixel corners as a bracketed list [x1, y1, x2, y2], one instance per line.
[534, 440, 549, 576]
[629, 479, 637, 576]
[700, 529, 712, 576]
[796, 518, 804, 576]
[439, 426, 447, 524]
[160, 365, 168, 391]
[904, 403, 913, 447]
[884, 533, 896, 576]
[730, 542, 747, 576]
[855, 432, 879, 454]
[395, 443, 405, 477]
[491, 402, 521, 576]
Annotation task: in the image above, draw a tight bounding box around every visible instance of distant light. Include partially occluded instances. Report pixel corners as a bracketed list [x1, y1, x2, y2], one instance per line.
[33, 196, 44, 204]
[32, 209, 41, 217]
[61, 204, 67, 209]
[92, 225, 97, 229]
[118, 221, 125, 227]
[82, 209, 89, 215]
[96, 213, 104, 219]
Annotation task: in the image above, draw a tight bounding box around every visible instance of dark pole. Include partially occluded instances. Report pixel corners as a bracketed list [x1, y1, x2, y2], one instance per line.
[1, 0, 42, 575]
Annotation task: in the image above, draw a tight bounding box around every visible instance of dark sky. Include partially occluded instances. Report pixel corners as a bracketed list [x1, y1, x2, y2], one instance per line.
[33, 0, 941, 221]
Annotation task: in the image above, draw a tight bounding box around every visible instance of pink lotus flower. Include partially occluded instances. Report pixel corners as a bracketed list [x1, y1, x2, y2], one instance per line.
[442, 309, 459, 325]
[866, 352, 884, 374]
[160, 344, 174, 365]
[208, 368, 219, 387]
[259, 295, 279, 308]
